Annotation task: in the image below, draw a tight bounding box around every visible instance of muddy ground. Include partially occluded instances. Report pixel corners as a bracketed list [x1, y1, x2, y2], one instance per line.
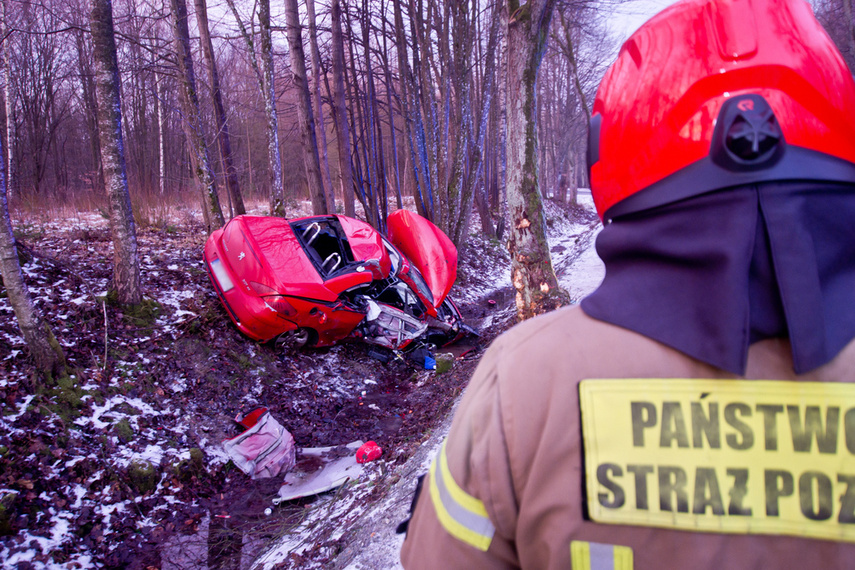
[0, 201, 599, 569]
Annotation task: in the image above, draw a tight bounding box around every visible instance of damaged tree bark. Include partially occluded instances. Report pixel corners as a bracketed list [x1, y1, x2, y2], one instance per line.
[505, 0, 569, 320]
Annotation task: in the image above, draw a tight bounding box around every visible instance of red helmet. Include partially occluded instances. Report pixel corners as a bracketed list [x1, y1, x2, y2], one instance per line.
[588, 0, 855, 220]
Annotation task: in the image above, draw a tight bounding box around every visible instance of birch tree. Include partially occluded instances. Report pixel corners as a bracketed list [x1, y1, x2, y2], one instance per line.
[2, 0, 17, 201]
[91, 0, 143, 306]
[0, 141, 66, 379]
[223, 0, 286, 215]
[506, 0, 569, 319]
[258, 0, 287, 216]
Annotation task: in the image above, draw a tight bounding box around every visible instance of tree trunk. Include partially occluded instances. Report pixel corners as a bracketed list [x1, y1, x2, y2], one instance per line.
[169, 0, 224, 231]
[284, 0, 329, 215]
[344, 14, 372, 219]
[2, 0, 17, 201]
[259, 0, 286, 216]
[156, 71, 167, 196]
[194, 0, 245, 217]
[495, 17, 509, 241]
[392, 0, 429, 218]
[360, 0, 381, 229]
[223, 0, 285, 216]
[0, 134, 65, 380]
[444, 0, 470, 243]
[392, 0, 429, 217]
[505, 0, 568, 320]
[410, 0, 438, 221]
[331, 0, 355, 217]
[75, 28, 105, 196]
[380, 7, 403, 210]
[91, 0, 143, 306]
[470, 0, 503, 240]
[305, 0, 335, 211]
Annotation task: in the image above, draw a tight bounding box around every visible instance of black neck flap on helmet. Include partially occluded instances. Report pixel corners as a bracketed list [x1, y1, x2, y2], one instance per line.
[582, 180, 855, 375]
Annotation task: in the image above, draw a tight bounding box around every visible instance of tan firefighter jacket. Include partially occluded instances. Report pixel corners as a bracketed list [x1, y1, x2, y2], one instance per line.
[400, 306, 855, 569]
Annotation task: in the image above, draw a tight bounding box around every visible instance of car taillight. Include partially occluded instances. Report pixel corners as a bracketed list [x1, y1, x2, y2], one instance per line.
[250, 281, 277, 295]
[264, 296, 297, 318]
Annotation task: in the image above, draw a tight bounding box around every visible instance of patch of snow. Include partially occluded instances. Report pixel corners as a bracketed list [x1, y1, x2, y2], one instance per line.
[4, 394, 35, 422]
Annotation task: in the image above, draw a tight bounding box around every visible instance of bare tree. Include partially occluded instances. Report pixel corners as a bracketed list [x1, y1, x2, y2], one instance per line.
[258, 0, 287, 216]
[815, 0, 855, 71]
[305, 0, 335, 209]
[2, 0, 17, 201]
[331, 0, 356, 217]
[506, 0, 569, 320]
[392, 0, 432, 219]
[194, 0, 245, 217]
[14, 3, 72, 197]
[379, 5, 403, 210]
[72, 26, 105, 196]
[155, 69, 167, 195]
[0, 83, 66, 381]
[358, 0, 384, 229]
[284, 0, 330, 214]
[91, 0, 143, 306]
[0, 0, 614, 256]
[169, 0, 225, 230]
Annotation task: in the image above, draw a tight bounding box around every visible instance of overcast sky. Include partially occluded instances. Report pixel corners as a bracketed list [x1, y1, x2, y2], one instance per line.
[609, 0, 680, 43]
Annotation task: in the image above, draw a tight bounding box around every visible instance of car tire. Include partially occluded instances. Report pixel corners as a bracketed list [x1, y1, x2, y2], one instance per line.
[274, 328, 318, 350]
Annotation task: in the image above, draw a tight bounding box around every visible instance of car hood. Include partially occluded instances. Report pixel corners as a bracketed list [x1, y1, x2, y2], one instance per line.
[386, 210, 458, 307]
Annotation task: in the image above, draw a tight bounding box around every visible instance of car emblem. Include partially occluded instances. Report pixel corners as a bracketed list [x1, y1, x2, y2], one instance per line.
[238, 252, 246, 261]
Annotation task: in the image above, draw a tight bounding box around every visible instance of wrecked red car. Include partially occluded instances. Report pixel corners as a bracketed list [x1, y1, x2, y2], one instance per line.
[203, 210, 468, 352]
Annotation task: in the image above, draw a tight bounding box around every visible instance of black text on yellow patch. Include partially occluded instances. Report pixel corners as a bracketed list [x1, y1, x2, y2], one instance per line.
[580, 379, 855, 542]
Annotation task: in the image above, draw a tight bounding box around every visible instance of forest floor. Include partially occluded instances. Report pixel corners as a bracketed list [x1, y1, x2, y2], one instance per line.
[0, 198, 601, 569]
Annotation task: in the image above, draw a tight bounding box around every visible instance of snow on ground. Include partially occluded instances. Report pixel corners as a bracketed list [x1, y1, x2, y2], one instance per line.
[0, 196, 603, 569]
[257, 195, 605, 570]
[551, 192, 604, 301]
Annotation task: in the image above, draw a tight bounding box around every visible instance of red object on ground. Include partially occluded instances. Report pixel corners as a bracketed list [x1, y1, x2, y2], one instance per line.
[355, 441, 382, 463]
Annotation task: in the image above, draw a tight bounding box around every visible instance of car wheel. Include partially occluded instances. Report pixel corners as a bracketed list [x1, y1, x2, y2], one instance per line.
[275, 328, 318, 350]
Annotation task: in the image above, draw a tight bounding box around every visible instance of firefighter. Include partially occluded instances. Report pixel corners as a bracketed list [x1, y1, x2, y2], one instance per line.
[399, 0, 855, 566]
